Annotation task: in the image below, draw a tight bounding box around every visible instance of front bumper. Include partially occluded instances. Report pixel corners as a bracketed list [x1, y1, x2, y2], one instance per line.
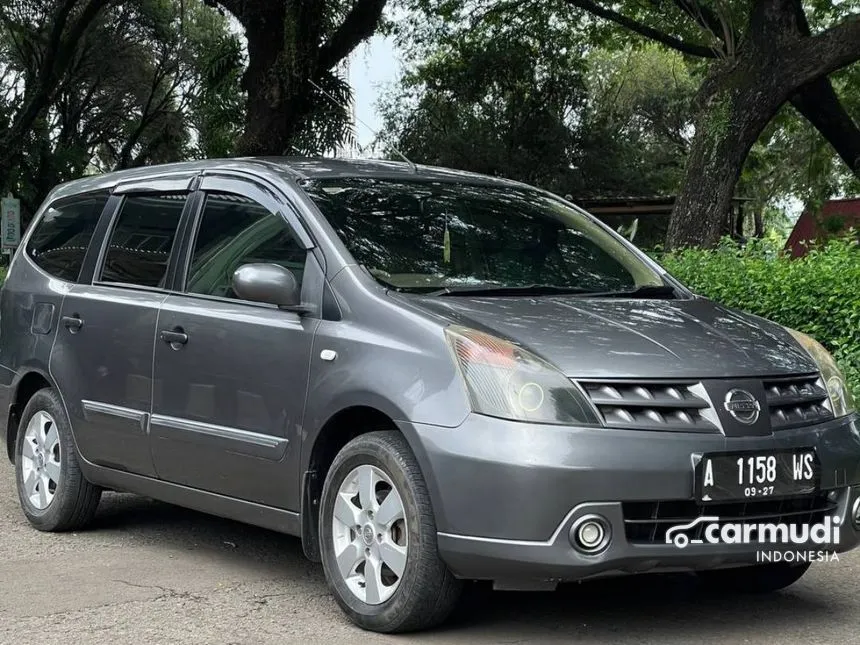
[402, 412, 860, 585]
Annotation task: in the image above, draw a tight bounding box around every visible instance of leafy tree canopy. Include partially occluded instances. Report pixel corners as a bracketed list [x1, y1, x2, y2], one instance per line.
[387, 0, 860, 244]
[0, 0, 243, 217]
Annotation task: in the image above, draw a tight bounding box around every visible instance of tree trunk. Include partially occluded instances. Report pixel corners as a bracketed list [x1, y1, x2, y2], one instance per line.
[734, 202, 745, 239]
[666, 2, 860, 249]
[214, 0, 386, 156]
[667, 64, 784, 248]
[233, 1, 327, 156]
[236, 4, 292, 156]
[753, 209, 764, 238]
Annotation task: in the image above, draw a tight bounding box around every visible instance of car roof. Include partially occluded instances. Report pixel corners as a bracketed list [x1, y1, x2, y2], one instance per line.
[50, 156, 524, 200]
[258, 157, 520, 186]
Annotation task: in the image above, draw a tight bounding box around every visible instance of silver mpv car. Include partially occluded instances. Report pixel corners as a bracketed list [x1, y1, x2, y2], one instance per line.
[1, 158, 858, 632]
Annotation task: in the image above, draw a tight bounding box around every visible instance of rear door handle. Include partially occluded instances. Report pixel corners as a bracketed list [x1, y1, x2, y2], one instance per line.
[62, 315, 83, 332]
[159, 329, 188, 346]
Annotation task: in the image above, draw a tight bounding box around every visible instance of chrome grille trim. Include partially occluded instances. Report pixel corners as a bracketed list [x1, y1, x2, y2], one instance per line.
[763, 374, 833, 430]
[578, 380, 720, 433]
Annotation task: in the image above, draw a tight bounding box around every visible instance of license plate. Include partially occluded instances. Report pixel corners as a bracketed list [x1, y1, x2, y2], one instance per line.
[695, 449, 819, 503]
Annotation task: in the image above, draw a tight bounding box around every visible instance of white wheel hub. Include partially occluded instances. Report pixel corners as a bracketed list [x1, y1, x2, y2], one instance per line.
[20, 411, 61, 510]
[331, 464, 408, 605]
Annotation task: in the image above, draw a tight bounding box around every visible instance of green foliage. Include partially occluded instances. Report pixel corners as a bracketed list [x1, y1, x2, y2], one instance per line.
[396, 0, 860, 247]
[0, 0, 243, 215]
[380, 0, 587, 192]
[739, 62, 860, 236]
[291, 69, 357, 156]
[658, 234, 860, 399]
[577, 44, 697, 197]
[184, 2, 245, 158]
[384, 2, 698, 198]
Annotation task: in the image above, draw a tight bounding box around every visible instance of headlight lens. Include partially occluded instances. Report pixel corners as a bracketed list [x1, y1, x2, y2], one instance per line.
[445, 325, 600, 425]
[786, 328, 856, 417]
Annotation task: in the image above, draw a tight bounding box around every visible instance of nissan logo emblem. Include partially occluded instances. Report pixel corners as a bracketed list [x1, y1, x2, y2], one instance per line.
[723, 389, 761, 425]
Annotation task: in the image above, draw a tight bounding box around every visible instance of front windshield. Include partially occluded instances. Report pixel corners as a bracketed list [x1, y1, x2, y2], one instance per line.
[301, 178, 665, 294]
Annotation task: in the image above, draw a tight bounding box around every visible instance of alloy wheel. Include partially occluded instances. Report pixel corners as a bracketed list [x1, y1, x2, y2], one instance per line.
[331, 464, 408, 605]
[20, 411, 61, 510]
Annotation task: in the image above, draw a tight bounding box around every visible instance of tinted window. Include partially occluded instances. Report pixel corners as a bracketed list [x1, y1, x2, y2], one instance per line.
[100, 194, 186, 287]
[186, 193, 305, 299]
[26, 193, 109, 282]
[301, 179, 663, 294]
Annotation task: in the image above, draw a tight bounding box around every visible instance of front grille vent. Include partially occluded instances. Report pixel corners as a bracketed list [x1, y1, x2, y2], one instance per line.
[763, 374, 833, 430]
[579, 381, 719, 433]
[623, 494, 835, 544]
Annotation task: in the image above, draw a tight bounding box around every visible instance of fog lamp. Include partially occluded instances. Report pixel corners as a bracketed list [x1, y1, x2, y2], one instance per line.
[851, 497, 860, 529]
[570, 514, 611, 554]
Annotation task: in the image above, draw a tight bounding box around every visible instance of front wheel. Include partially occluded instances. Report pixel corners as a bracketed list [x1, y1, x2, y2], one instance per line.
[697, 562, 810, 593]
[319, 431, 462, 633]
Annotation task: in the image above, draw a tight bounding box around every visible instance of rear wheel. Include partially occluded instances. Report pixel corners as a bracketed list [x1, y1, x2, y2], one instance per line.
[319, 431, 462, 633]
[697, 562, 810, 593]
[15, 388, 102, 531]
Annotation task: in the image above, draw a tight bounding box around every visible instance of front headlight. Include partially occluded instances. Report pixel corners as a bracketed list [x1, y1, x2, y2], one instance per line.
[444, 325, 601, 425]
[786, 327, 856, 417]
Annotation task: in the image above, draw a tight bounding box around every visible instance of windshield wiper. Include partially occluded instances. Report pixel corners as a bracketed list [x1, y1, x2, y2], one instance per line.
[573, 285, 677, 299]
[425, 284, 597, 297]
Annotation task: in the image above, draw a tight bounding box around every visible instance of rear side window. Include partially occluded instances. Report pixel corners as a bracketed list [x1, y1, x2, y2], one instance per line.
[99, 194, 186, 288]
[26, 193, 109, 282]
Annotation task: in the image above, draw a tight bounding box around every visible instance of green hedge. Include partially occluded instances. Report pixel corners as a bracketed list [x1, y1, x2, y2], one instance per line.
[657, 235, 860, 401]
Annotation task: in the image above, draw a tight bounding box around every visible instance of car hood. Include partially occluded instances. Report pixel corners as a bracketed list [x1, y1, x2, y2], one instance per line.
[412, 296, 816, 379]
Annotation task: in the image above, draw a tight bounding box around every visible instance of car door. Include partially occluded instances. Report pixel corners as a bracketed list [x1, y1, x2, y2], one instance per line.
[50, 179, 193, 476]
[149, 175, 320, 509]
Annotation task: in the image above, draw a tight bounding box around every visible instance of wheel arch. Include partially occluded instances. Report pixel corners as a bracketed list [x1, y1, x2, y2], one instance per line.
[6, 367, 57, 463]
[300, 399, 432, 562]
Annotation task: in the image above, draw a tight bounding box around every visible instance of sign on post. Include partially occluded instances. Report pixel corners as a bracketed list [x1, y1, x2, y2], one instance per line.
[1, 194, 21, 252]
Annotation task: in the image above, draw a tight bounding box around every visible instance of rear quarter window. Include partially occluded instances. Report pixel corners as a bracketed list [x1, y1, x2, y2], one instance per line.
[26, 193, 110, 282]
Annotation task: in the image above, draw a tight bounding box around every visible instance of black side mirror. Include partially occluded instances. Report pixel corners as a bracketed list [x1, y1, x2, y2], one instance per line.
[232, 263, 310, 313]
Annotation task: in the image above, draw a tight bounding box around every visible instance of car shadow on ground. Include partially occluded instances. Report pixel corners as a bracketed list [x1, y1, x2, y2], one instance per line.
[90, 492, 841, 642]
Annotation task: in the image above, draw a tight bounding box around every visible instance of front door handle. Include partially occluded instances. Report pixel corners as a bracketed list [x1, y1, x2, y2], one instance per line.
[159, 328, 188, 346]
[62, 315, 83, 333]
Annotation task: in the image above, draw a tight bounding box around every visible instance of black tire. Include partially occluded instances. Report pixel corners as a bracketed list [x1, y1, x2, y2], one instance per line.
[319, 431, 462, 633]
[14, 388, 102, 531]
[697, 562, 810, 593]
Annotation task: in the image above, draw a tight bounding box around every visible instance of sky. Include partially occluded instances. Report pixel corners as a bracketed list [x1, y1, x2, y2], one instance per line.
[347, 35, 402, 151]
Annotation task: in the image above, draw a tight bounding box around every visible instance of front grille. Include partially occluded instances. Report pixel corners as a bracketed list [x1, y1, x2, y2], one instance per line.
[764, 374, 833, 430]
[579, 380, 719, 433]
[623, 494, 835, 544]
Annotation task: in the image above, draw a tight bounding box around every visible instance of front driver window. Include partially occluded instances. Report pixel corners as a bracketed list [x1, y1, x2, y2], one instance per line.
[186, 193, 306, 300]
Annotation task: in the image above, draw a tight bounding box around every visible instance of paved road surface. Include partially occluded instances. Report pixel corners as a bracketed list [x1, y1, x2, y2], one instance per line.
[1, 460, 858, 644]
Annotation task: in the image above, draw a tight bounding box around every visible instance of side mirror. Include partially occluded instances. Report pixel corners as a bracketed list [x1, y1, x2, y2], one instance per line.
[232, 263, 308, 312]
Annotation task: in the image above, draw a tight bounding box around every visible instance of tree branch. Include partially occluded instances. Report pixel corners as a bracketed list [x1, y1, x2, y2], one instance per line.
[0, 0, 113, 172]
[117, 60, 178, 169]
[317, 0, 388, 73]
[791, 78, 860, 176]
[670, 0, 732, 54]
[780, 1, 860, 177]
[563, 0, 717, 58]
[779, 15, 860, 89]
[672, 0, 723, 35]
